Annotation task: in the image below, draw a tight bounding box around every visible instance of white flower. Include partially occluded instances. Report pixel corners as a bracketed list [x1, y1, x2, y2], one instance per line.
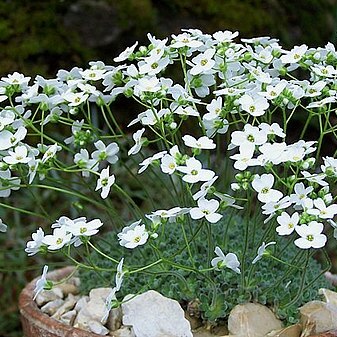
[74, 149, 98, 177]
[239, 94, 269, 117]
[193, 176, 218, 200]
[115, 258, 125, 291]
[211, 246, 240, 274]
[174, 105, 199, 117]
[302, 171, 328, 186]
[182, 135, 216, 150]
[294, 221, 327, 249]
[259, 81, 287, 100]
[160, 154, 177, 175]
[259, 122, 286, 138]
[203, 115, 229, 137]
[138, 151, 166, 174]
[252, 241, 276, 264]
[213, 30, 239, 43]
[322, 157, 337, 177]
[311, 64, 337, 78]
[230, 124, 268, 152]
[139, 55, 170, 76]
[177, 157, 215, 184]
[252, 174, 283, 203]
[96, 167, 115, 199]
[230, 146, 260, 171]
[289, 182, 313, 207]
[257, 142, 287, 166]
[171, 33, 203, 49]
[102, 286, 118, 323]
[150, 206, 190, 223]
[0, 109, 15, 131]
[0, 126, 27, 150]
[114, 41, 138, 62]
[190, 198, 222, 223]
[25, 227, 45, 256]
[41, 144, 61, 163]
[33, 265, 50, 300]
[92, 140, 119, 164]
[62, 91, 89, 106]
[79, 69, 106, 81]
[0, 219, 7, 233]
[3, 145, 31, 164]
[1, 72, 30, 86]
[276, 212, 299, 235]
[280, 44, 308, 64]
[118, 221, 149, 249]
[128, 128, 145, 156]
[69, 218, 103, 237]
[307, 198, 337, 220]
[189, 49, 216, 75]
[134, 77, 161, 95]
[42, 227, 72, 251]
[261, 196, 291, 218]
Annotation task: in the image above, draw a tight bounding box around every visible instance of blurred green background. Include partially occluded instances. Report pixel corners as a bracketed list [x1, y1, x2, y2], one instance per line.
[1, 0, 337, 336]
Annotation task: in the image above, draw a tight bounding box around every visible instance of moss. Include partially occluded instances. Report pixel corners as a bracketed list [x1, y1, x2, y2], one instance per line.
[80, 212, 331, 325]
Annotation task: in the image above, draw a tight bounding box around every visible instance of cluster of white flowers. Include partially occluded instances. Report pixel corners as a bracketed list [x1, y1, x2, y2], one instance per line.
[1, 29, 337, 306]
[25, 216, 103, 255]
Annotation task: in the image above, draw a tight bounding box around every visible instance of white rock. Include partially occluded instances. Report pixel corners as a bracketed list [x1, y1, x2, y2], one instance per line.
[74, 296, 89, 312]
[74, 287, 113, 329]
[122, 290, 192, 337]
[52, 294, 78, 320]
[107, 307, 122, 331]
[300, 300, 337, 336]
[88, 320, 110, 335]
[40, 299, 65, 316]
[59, 309, 77, 326]
[35, 288, 63, 306]
[228, 303, 283, 337]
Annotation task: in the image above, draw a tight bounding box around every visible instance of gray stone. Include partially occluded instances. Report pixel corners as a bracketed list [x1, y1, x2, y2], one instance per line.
[52, 294, 78, 320]
[122, 290, 192, 337]
[74, 287, 113, 329]
[106, 307, 122, 331]
[74, 295, 89, 312]
[227, 303, 283, 337]
[59, 309, 77, 326]
[88, 320, 110, 335]
[40, 299, 65, 316]
[35, 288, 63, 306]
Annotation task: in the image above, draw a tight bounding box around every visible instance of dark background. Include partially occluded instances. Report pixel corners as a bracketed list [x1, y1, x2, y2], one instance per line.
[0, 0, 336, 77]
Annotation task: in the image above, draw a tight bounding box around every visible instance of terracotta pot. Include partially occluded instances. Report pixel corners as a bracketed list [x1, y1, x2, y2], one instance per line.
[18, 266, 337, 337]
[19, 266, 101, 337]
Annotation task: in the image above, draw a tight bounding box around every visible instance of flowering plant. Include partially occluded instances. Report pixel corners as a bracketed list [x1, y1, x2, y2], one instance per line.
[1, 29, 337, 326]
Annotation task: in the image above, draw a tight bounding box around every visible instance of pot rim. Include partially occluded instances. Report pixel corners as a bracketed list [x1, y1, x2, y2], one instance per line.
[18, 266, 103, 337]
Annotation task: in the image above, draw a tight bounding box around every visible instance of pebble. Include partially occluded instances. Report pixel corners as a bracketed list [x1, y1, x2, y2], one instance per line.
[40, 299, 65, 316]
[74, 296, 89, 312]
[52, 293, 78, 320]
[227, 302, 283, 337]
[88, 320, 110, 335]
[122, 290, 193, 337]
[59, 309, 77, 326]
[35, 288, 63, 306]
[106, 307, 122, 331]
[74, 287, 113, 329]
